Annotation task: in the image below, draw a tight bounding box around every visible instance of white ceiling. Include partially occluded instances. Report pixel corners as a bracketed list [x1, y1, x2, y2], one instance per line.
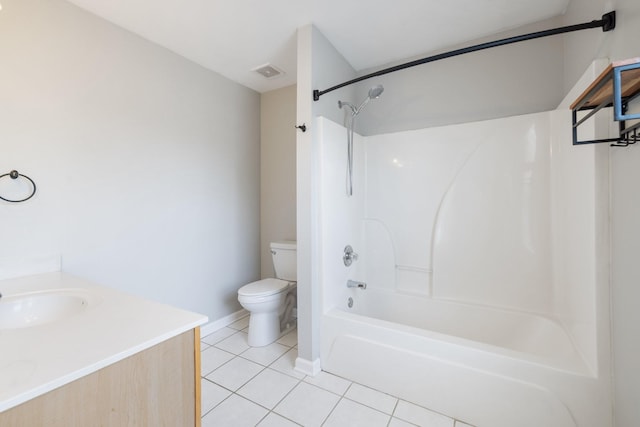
[64, 0, 570, 93]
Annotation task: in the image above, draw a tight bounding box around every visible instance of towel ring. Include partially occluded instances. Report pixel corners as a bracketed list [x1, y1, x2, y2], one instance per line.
[0, 170, 37, 203]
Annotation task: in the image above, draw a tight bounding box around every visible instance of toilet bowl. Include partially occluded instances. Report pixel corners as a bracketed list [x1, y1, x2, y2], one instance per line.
[238, 241, 297, 347]
[238, 278, 295, 347]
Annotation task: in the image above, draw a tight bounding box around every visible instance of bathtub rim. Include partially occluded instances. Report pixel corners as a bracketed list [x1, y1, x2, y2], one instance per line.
[323, 304, 594, 378]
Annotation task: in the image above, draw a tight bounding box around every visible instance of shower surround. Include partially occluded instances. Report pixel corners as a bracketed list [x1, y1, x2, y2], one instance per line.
[316, 110, 610, 427]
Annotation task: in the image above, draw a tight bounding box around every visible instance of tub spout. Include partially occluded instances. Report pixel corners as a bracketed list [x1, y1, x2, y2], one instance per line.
[347, 280, 367, 289]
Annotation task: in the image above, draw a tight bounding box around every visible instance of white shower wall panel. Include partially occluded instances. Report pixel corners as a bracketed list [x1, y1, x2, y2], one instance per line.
[431, 113, 553, 312]
[364, 127, 479, 296]
[317, 118, 366, 311]
[365, 112, 554, 314]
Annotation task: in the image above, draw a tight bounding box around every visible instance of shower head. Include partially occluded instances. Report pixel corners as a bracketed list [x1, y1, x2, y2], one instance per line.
[355, 84, 384, 115]
[368, 85, 384, 99]
[338, 84, 384, 117]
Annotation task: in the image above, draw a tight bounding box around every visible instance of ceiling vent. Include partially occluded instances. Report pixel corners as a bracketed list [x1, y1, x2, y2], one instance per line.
[253, 63, 284, 79]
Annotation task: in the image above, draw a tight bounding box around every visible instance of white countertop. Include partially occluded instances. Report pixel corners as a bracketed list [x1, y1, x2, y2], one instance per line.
[0, 272, 208, 412]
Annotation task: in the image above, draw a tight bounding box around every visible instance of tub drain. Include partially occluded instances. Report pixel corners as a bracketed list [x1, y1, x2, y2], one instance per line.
[347, 297, 353, 308]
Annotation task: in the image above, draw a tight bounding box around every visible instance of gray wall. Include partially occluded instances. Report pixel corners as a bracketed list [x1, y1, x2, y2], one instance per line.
[0, 0, 261, 323]
[295, 24, 357, 371]
[260, 85, 297, 278]
[354, 17, 565, 135]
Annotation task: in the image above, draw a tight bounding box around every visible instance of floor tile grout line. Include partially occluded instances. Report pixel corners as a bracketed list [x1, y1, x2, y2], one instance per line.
[268, 379, 345, 427]
[201, 329, 245, 348]
[389, 416, 421, 427]
[330, 376, 458, 426]
[396, 398, 460, 425]
[203, 347, 303, 400]
[226, 317, 250, 331]
[319, 393, 345, 427]
[201, 326, 461, 426]
[202, 328, 297, 349]
[343, 381, 354, 396]
[258, 408, 304, 426]
[299, 380, 349, 399]
[264, 347, 306, 380]
[211, 329, 251, 356]
[340, 394, 397, 418]
[309, 388, 398, 426]
[221, 375, 306, 426]
[200, 347, 241, 377]
[390, 397, 400, 418]
[220, 356, 267, 392]
[348, 381, 402, 401]
[237, 344, 292, 367]
[203, 361, 458, 427]
[202, 370, 452, 427]
[200, 361, 270, 419]
[202, 344, 237, 357]
[301, 375, 353, 399]
[264, 365, 307, 383]
[236, 365, 292, 400]
[257, 375, 306, 424]
[199, 384, 235, 419]
[342, 387, 399, 416]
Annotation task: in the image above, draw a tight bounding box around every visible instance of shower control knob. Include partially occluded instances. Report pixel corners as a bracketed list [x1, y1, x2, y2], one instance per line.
[343, 245, 359, 266]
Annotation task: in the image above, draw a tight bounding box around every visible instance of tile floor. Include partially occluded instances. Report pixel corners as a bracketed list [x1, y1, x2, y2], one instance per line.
[200, 317, 475, 427]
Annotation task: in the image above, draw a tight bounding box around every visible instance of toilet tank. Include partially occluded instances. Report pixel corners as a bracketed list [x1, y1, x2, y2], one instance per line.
[270, 241, 297, 281]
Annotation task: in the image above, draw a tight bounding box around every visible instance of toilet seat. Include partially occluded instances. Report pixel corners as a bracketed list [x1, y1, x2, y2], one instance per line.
[238, 278, 290, 298]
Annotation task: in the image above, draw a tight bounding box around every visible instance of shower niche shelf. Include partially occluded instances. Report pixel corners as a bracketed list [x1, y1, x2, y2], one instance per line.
[571, 57, 640, 146]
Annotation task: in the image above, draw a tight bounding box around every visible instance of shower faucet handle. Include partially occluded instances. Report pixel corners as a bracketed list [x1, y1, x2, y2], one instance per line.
[343, 245, 359, 266]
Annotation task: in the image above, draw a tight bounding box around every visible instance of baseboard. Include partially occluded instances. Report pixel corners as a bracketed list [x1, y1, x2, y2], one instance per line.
[200, 309, 248, 337]
[295, 357, 321, 376]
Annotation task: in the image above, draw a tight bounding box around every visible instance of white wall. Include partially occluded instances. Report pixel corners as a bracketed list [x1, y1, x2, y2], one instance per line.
[0, 0, 260, 324]
[260, 85, 297, 278]
[316, 118, 366, 313]
[562, 1, 640, 425]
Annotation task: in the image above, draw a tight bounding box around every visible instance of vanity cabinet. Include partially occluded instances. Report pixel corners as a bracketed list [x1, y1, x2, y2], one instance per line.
[0, 328, 202, 427]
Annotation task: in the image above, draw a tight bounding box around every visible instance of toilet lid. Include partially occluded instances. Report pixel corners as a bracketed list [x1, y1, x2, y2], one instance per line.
[238, 278, 289, 297]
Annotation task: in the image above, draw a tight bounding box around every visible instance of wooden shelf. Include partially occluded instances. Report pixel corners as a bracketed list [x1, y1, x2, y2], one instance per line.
[571, 58, 640, 110]
[571, 58, 640, 146]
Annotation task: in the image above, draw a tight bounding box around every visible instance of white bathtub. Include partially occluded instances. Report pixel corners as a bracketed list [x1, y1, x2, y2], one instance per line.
[321, 289, 610, 427]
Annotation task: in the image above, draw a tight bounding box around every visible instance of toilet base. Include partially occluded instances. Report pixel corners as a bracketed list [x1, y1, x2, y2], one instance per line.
[247, 311, 280, 347]
[247, 315, 297, 347]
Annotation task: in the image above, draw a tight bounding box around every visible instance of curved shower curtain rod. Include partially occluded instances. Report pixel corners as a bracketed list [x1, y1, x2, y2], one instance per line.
[313, 11, 616, 101]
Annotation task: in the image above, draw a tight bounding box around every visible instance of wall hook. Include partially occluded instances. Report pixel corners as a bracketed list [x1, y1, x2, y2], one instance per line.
[295, 123, 307, 132]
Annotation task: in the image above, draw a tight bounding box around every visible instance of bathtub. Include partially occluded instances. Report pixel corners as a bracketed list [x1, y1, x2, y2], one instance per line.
[320, 288, 610, 427]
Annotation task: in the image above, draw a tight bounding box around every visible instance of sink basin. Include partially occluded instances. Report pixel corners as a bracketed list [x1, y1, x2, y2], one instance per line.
[0, 290, 93, 329]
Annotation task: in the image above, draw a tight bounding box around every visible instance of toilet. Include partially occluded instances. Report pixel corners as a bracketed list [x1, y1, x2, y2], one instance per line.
[238, 241, 297, 347]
